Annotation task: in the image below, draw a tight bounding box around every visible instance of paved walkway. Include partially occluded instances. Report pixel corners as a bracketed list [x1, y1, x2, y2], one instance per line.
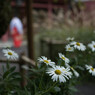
[0, 40, 27, 48]
[75, 83, 95, 95]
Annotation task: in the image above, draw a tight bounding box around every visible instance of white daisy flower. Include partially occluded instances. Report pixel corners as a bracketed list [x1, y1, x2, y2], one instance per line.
[85, 65, 93, 70]
[65, 44, 74, 52]
[61, 67, 72, 78]
[38, 56, 55, 66]
[88, 41, 95, 52]
[66, 37, 74, 42]
[70, 41, 86, 51]
[46, 66, 71, 83]
[2, 49, 18, 60]
[70, 67, 79, 77]
[59, 53, 70, 64]
[85, 65, 95, 76]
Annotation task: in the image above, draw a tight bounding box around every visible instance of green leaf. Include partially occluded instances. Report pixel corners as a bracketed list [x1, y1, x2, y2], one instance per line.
[54, 86, 61, 92]
[69, 86, 78, 92]
[3, 66, 16, 79]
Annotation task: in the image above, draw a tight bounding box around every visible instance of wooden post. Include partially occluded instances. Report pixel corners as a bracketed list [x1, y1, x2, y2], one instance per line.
[40, 39, 44, 56]
[25, 0, 34, 60]
[19, 53, 27, 87]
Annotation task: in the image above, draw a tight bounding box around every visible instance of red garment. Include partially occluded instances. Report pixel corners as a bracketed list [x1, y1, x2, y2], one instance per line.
[12, 27, 22, 48]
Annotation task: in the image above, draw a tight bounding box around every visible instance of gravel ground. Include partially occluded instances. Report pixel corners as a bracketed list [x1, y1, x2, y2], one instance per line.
[75, 83, 95, 95]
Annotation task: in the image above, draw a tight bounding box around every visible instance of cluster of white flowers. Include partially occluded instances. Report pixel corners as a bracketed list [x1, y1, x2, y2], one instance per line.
[2, 49, 18, 60]
[66, 40, 95, 52]
[2, 37, 95, 84]
[66, 37, 86, 52]
[66, 37, 95, 77]
[38, 52, 80, 83]
[85, 65, 95, 76]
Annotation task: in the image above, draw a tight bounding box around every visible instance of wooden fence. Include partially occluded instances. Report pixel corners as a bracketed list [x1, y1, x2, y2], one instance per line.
[40, 38, 66, 60]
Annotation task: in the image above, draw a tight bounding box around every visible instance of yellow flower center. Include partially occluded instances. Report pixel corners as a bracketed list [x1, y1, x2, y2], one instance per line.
[91, 68, 94, 71]
[68, 48, 71, 50]
[55, 70, 61, 75]
[8, 52, 13, 55]
[76, 42, 80, 46]
[44, 60, 49, 63]
[62, 56, 65, 60]
[93, 45, 95, 48]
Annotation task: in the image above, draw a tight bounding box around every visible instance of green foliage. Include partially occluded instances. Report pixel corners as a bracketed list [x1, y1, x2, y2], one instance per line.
[0, 65, 21, 95]
[40, 26, 94, 43]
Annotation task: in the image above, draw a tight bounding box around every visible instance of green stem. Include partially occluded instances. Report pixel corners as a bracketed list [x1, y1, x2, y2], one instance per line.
[39, 69, 45, 89]
[6, 59, 10, 70]
[39, 65, 47, 89]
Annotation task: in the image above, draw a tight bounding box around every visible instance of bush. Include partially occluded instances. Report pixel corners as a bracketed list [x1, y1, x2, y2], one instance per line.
[0, 0, 12, 38]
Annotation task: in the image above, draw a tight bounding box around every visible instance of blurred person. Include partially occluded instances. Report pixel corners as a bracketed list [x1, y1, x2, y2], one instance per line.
[9, 17, 23, 48]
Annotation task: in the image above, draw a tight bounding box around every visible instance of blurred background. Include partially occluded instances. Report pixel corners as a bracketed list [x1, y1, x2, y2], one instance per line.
[0, 0, 95, 95]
